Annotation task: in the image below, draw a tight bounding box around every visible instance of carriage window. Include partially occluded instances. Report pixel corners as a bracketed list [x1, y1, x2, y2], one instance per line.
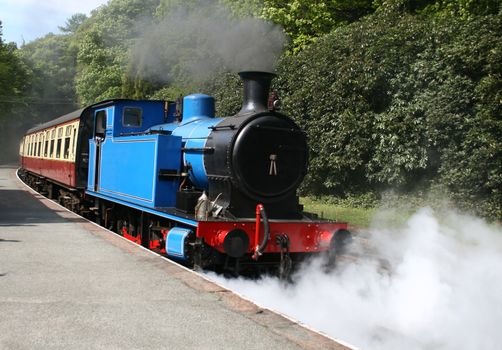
[56, 128, 63, 158]
[44, 132, 49, 157]
[49, 130, 54, 157]
[64, 126, 72, 159]
[56, 139, 62, 158]
[37, 134, 42, 157]
[39, 134, 43, 157]
[72, 127, 77, 157]
[123, 107, 142, 127]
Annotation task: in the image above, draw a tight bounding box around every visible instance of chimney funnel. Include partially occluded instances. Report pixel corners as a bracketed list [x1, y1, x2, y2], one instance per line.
[238, 71, 275, 114]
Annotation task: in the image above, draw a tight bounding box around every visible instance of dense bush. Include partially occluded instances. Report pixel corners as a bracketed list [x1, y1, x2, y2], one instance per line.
[272, 7, 501, 219]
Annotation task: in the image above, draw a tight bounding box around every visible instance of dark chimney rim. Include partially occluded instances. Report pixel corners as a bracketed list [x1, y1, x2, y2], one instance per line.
[238, 71, 276, 79]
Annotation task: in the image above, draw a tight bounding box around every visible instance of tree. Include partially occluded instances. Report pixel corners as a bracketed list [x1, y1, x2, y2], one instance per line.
[74, 0, 160, 104]
[59, 13, 88, 34]
[223, 0, 376, 52]
[19, 33, 79, 110]
[0, 21, 30, 161]
[420, 0, 501, 18]
[0, 22, 28, 111]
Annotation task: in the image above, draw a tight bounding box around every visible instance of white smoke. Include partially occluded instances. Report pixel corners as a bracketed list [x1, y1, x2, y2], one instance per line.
[207, 208, 502, 349]
[131, 1, 287, 84]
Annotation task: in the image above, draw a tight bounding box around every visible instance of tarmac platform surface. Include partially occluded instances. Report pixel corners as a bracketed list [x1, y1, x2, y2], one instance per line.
[0, 164, 350, 350]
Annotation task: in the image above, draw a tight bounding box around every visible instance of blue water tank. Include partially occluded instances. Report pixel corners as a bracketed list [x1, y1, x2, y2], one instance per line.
[182, 94, 215, 124]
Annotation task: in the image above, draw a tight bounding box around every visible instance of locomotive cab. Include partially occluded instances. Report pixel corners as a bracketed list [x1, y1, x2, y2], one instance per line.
[86, 100, 182, 208]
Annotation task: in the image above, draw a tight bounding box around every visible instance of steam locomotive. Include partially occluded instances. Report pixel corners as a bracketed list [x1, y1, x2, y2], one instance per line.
[19, 71, 350, 277]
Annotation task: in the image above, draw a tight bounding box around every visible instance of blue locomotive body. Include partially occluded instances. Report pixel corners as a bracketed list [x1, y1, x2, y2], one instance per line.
[86, 94, 220, 213]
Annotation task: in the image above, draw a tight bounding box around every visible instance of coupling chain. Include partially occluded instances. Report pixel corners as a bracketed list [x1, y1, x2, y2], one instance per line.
[276, 233, 292, 280]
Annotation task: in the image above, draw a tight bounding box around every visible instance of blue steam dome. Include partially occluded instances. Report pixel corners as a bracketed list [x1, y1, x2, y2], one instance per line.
[182, 94, 215, 124]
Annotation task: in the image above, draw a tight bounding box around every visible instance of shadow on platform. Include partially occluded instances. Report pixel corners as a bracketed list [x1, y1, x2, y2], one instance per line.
[0, 238, 21, 242]
[0, 189, 85, 226]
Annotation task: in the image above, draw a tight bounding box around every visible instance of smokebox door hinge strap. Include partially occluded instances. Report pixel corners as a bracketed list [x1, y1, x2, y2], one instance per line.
[269, 154, 277, 176]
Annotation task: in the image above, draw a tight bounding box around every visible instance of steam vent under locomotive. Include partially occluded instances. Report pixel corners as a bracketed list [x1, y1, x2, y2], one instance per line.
[19, 71, 350, 277]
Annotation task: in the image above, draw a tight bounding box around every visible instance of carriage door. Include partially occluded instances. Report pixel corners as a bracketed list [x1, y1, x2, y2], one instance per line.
[93, 109, 107, 191]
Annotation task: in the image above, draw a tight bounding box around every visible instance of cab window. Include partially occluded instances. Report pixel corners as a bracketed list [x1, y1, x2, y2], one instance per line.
[123, 107, 142, 127]
[95, 110, 107, 137]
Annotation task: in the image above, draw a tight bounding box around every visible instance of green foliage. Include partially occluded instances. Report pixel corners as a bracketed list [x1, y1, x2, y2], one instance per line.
[301, 196, 378, 227]
[0, 23, 28, 111]
[271, 5, 502, 219]
[19, 33, 78, 108]
[156, 0, 201, 17]
[13, 32, 79, 161]
[74, 0, 160, 104]
[220, 0, 263, 18]
[421, 0, 501, 18]
[262, 0, 375, 51]
[148, 85, 191, 101]
[201, 72, 242, 116]
[223, 0, 376, 52]
[75, 29, 125, 104]
[59, 13, 88, 34]
[0, 21, 30, 161]
[306, 192, 379, 209]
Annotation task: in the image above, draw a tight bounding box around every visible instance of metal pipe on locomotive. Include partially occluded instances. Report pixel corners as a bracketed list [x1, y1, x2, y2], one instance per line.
[18, 71, 350, 277]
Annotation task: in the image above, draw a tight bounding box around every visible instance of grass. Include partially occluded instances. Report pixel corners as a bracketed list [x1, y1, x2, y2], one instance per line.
[302, 190, 502, 229]
[301, 195, 449, 229]
[300, 197, 377, 228]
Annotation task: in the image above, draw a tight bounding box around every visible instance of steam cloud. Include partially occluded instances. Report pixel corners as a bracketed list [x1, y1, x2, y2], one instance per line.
[131, 2, 287, 84]
[207, 208, 502, 349]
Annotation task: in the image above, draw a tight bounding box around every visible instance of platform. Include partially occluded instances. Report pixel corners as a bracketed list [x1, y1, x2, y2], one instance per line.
[0, 164, 350, 350]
